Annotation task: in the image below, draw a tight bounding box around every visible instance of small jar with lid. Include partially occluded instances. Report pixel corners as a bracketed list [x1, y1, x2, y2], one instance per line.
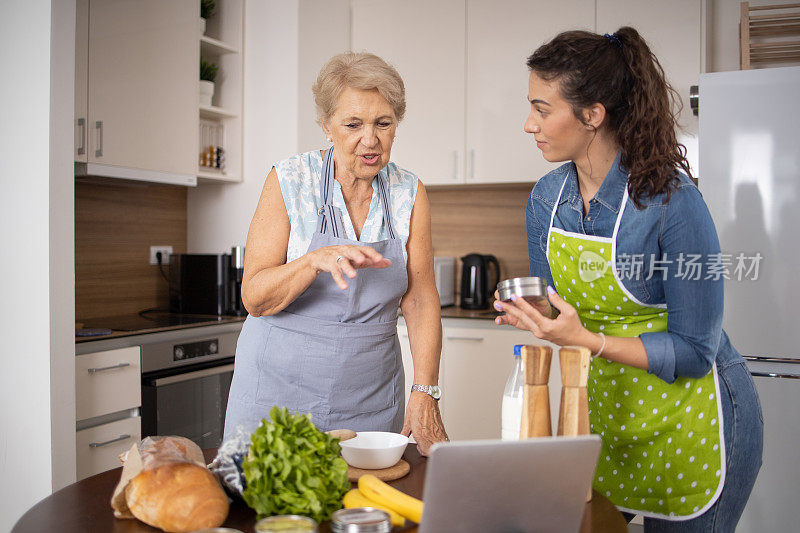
[330, 508, 392, 533]
[254, 515, 318, 532]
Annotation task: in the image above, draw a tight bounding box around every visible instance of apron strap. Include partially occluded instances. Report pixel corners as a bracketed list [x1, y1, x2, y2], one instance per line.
[376, 169, 397, 240]
[316, 148, 347, 238]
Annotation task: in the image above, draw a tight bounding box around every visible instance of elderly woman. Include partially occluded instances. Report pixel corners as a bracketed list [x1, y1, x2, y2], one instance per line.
[224, 52, 448, 454]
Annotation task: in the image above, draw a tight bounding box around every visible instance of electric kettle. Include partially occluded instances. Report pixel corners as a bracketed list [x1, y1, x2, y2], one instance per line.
[460, 253, 500, 309]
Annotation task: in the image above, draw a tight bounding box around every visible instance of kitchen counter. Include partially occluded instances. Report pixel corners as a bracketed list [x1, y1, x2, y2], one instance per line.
[76, 313, 247, 345]
[439, 305, 501, 320]
[13, 445, 626, 533]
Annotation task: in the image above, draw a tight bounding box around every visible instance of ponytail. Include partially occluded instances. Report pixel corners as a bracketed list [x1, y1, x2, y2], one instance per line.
[526, 27, 692, 207]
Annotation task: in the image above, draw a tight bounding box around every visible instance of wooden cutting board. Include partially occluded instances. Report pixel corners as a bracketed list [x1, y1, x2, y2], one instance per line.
[347, 459, 410, 482]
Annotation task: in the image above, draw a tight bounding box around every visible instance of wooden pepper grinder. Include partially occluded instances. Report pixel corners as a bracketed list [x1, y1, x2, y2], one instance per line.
[519, 345, 553, 439]
[557, 345, 593, 501]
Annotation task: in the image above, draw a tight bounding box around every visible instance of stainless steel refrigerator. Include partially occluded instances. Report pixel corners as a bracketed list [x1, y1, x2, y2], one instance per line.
[698, 66, 800, 532]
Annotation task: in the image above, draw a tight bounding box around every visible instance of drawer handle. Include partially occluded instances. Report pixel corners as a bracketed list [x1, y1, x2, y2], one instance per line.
[89, 434, 131, 448]
[88, 362, 131, 373]
[446, 336, 484, 342]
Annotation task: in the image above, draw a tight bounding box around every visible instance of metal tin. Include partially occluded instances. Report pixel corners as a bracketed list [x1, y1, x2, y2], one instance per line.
[191, 529, 245, 533]
[330, 508, 391, 533]
[497, 276, 548, 305]
[254, 515, 318, 532]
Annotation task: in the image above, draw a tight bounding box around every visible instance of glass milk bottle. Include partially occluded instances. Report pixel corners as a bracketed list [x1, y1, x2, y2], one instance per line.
[501, 345, 525, 440]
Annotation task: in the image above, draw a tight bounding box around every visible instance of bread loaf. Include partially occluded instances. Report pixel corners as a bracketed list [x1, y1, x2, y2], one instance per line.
[111, 436, 229, 532]
[126, 462, 229, 532]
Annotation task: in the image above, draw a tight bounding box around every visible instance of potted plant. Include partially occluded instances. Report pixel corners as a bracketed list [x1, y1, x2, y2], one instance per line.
[200, 0, 215, 35]
[200, 60, 219, 106]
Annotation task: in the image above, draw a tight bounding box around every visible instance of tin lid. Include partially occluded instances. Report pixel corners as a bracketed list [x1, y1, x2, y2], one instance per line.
[191, 529, 246, 533]
[497, 276, 547, 291]
[254, 515, 318, 532]
[330, 508, 391, 533]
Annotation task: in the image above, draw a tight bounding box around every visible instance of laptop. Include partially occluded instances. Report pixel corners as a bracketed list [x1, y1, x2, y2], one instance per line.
[419, 435, 602, 533]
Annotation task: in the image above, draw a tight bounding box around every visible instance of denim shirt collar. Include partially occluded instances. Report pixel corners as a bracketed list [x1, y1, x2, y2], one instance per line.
[561, 150, 628, 213]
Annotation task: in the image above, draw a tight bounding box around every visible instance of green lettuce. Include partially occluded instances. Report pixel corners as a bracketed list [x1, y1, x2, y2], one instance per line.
[242, 406, 350, 522]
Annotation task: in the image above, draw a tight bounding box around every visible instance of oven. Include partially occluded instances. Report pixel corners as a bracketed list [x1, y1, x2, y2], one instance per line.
[140, 330, 239, 449]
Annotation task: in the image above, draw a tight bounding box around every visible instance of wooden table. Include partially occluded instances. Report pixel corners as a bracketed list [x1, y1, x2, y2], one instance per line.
[13, 446, 626, 532]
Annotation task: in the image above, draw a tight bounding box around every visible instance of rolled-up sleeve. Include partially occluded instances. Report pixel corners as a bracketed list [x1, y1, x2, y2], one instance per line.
[527, 193, 554, 287]
[640, 184, 724, 383]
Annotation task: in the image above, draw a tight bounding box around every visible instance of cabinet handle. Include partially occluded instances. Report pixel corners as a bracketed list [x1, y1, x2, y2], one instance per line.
[77, 118, 86, 155]
[469, 149, 475, 179]
[452, 150, 458, 179]
[95, 120, 103, 157]
[89, 434, 131, 448]
[88, 362, 131, 374]
[446, 335, 484, 342]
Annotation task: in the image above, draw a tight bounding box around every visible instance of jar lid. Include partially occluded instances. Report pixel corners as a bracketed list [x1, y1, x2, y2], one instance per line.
[330, 508, 391, 533]
[255, 515, 318, 532]
[497, 276, 547, 291]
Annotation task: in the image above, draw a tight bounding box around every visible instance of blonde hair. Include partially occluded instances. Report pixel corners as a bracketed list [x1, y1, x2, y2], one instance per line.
[312, 52, 406, 125]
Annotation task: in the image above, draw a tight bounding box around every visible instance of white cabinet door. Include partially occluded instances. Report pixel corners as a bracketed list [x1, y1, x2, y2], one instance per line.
[351, 0, 465, 185]
[466, 0, 595, 184]
[441, 325, 544, 441]
[87, 0, 198, 176]
[76, 346, 141, 421]
[596, 0, 705, 171]
[397, 323, 446, 419]
[75, 0, 89, 162]
[76, 416, 141, 480]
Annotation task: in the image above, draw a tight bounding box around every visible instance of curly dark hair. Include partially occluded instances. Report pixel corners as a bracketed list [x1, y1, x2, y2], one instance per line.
[526, 27, 693, 207]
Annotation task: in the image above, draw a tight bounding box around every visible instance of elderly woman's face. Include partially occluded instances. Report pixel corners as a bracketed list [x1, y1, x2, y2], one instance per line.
[324, 87, 397, 181]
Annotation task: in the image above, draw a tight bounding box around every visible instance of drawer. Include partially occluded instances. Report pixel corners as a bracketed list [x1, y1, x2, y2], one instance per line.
[76, 416, 141, 480]
[76, 346, 141, 420]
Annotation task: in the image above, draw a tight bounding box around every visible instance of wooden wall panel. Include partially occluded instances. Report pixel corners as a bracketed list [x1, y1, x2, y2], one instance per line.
[75, 178, 187, 320]
[427, 183, 534, 298]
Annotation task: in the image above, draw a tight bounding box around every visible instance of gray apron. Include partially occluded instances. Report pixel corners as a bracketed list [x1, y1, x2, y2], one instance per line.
[224, 148, 408, 438]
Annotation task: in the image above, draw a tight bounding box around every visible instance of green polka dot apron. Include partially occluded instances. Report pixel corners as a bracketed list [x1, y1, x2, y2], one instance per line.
[545, 178, 726, 520]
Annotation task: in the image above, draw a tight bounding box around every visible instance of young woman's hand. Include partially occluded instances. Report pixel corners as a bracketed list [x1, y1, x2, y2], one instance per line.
[494, 286, 596, 348]
[307, 245, 391, 290]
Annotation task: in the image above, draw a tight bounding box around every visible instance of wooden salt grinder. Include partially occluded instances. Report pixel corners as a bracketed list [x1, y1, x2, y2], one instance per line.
[519, 345, 553, 439]
[557, 345, 593, 501]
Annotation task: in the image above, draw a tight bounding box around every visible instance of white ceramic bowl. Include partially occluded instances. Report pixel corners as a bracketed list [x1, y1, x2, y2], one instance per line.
[338, 431, 409, 470]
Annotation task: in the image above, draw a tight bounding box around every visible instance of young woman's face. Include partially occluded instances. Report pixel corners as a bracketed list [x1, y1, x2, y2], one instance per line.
[323, 87, 397, 182]
[524, 71, 593, 163]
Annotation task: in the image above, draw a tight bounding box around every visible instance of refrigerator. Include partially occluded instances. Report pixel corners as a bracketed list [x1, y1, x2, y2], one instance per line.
[698, 66, 800, 532]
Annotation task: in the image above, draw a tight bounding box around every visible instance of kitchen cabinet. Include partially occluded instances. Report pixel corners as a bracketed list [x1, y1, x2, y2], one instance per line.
[74, 0, 199, 186]
[351, 0, 705, 184]
[351, 0, 466, 185]
[399, 318, 560, 441]
[465, 0, 594, 183]
[75, 346, 141, 480]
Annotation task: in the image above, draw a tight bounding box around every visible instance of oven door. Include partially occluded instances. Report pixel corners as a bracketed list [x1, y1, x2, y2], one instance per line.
[142, 357, 234, 449]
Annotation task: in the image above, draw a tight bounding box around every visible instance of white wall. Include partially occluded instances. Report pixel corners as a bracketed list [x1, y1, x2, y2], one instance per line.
[187, 0, 300, 253]
[0, 0, 76, 529]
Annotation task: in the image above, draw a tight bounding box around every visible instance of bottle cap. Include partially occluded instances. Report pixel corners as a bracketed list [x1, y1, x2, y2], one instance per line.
[513, 344, 523, 357]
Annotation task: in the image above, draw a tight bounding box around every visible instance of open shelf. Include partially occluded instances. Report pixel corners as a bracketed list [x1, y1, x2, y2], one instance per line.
[199, 104, 238, 120]
[200, 35, 239, 55]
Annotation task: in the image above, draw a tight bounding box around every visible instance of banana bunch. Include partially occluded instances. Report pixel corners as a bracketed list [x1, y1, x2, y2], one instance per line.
[341, 474, 424, 526]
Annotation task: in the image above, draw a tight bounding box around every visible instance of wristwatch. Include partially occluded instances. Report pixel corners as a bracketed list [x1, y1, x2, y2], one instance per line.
[411, 384, 442, 401]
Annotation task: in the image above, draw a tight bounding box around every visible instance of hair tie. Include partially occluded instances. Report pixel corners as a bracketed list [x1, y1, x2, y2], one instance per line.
[604, 32, 622, 49]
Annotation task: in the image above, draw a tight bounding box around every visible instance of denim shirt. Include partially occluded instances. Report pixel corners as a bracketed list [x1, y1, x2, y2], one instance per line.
[527, 152, 743, 383]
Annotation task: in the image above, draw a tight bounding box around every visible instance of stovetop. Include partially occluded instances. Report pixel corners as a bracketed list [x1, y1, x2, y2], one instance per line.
[81, 312, 226, 332]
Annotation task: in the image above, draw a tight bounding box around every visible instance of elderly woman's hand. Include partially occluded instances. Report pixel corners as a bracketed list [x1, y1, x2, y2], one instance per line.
[308, 245, 391, 290]
[401, 392, 448, 456]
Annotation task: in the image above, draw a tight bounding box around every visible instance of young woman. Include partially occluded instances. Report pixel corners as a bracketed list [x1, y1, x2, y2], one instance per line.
[494, 28, 763, 530]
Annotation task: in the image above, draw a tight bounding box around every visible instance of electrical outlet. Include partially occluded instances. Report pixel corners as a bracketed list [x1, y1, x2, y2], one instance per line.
[149, 246, 174, 265]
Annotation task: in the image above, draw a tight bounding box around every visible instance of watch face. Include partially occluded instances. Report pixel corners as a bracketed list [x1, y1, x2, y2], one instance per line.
[430, 385, 442, 400]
